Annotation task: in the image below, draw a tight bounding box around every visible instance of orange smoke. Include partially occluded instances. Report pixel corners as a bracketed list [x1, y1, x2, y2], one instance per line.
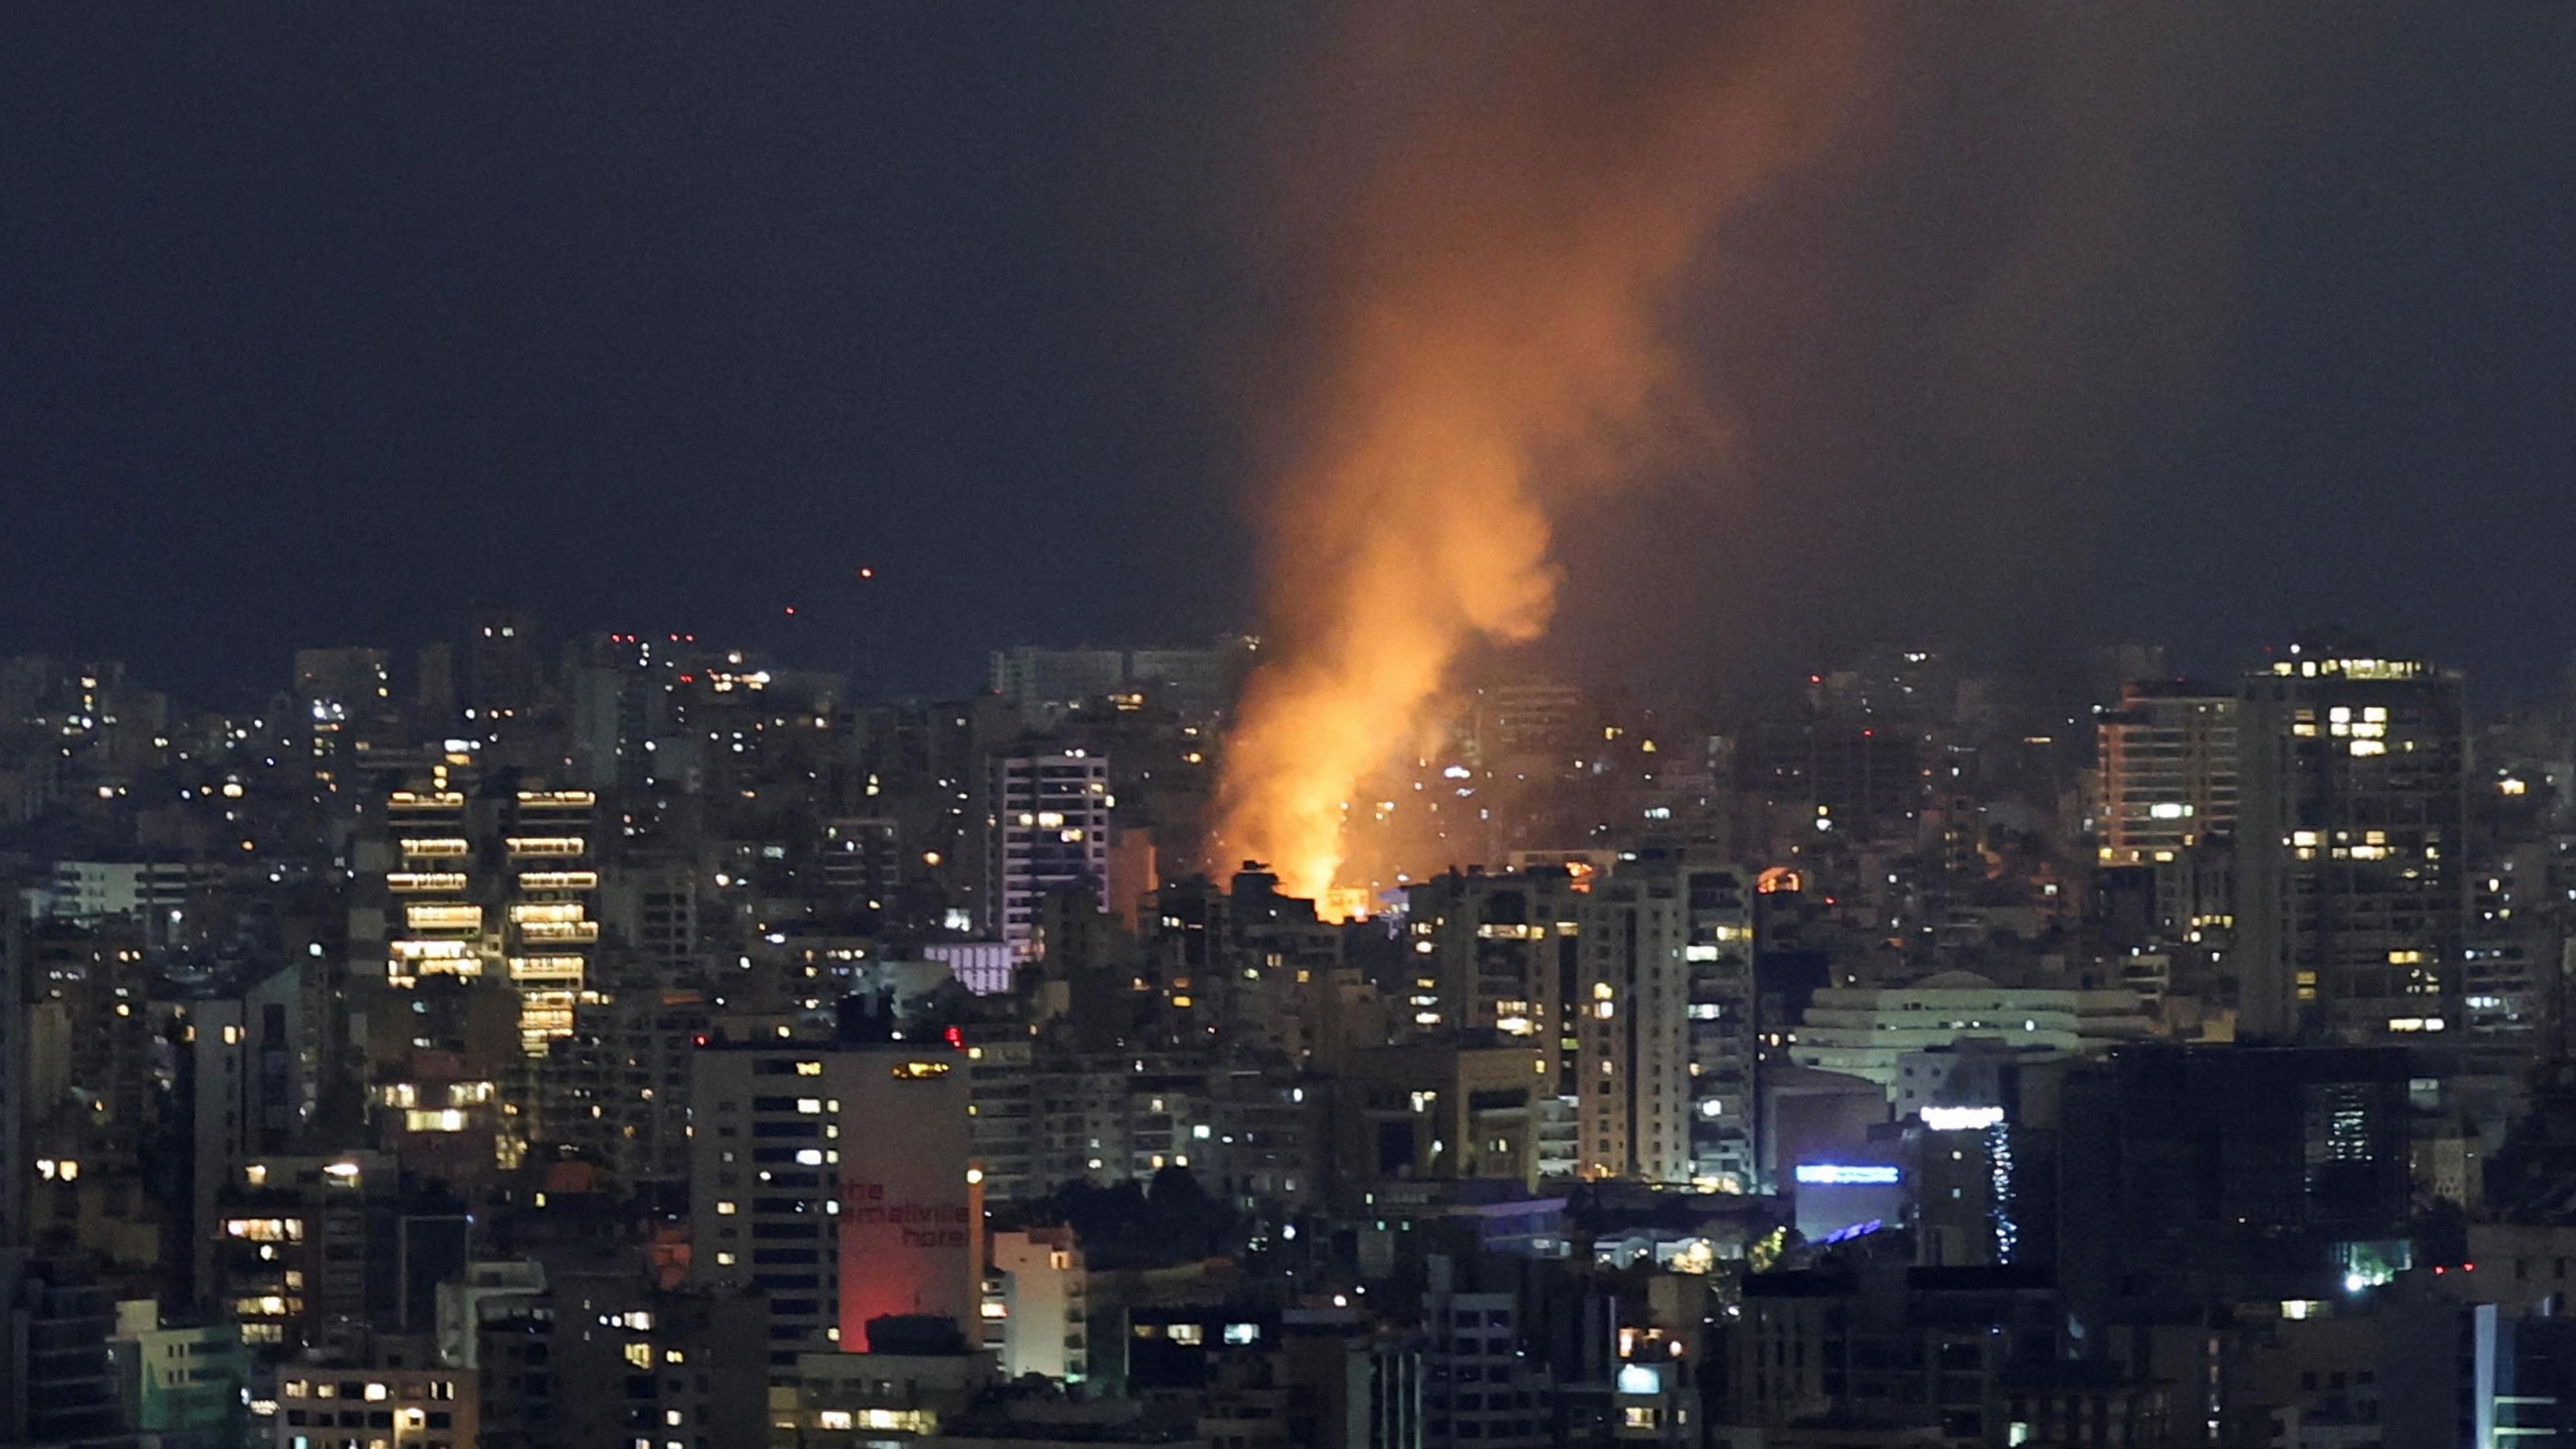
[1218, 5, 1862, 903]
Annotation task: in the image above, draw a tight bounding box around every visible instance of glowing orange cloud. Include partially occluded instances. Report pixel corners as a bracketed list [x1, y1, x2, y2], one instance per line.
[1218, 6, 1862, 904]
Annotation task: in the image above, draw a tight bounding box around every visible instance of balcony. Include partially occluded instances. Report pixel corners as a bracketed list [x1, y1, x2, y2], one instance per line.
[508, 955, 587, 984]
[386, 871, 469, 893]
[518, 920, 598, 944]
[388, 791, 466, 811]
[516, 870, 598, 891]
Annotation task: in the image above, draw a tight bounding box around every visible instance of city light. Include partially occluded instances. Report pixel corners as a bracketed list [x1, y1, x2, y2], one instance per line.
[1794, 1164, 1901, 1186]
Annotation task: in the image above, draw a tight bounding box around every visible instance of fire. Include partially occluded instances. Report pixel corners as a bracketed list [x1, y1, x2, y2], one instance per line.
[1217, 6, 1861, 904]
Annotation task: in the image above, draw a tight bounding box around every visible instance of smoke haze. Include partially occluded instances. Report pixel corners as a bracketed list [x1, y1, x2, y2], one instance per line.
[1216, 5, 1865, 900]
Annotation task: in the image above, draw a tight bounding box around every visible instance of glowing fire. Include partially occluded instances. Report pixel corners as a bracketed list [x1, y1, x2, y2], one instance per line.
[1217, 7, 1860, 906]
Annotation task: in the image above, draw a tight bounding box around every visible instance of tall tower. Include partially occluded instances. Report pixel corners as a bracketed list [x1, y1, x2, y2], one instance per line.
[985, 751, 1112, 960]
[2235, 645, 2465, 1042]
[1575, 852, 1757, 1190]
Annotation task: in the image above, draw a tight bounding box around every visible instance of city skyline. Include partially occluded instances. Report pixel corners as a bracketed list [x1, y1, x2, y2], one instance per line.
[5, 9, 2573, 1447]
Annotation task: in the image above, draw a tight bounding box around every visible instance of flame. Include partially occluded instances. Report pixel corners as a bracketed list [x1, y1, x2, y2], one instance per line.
[1218, 5, 1862, 904]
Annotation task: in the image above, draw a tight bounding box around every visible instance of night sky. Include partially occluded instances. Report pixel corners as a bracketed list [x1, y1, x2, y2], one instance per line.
[6, 6, 2571, 702]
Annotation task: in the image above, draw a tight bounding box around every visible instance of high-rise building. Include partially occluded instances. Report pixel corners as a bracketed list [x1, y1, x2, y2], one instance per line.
[354, 783, 602, 1059]
[2096, 681, 2237, 866]
[985, 752, 1112, 959]
[349, 781, 602, 1165]
[169, 967, 315, 1303]
[541, 858, 710, 1185]
[688, 1038, 976, 1383]
[2235, 647, 2466, 1042]
[1395, 867, 1585, 1176]
[1471, 680, 1585, 762]
[2059, 1043, 2414, 1299]
[1574, 854, 1756, 1191]
[1402, 867, 1583, 1042]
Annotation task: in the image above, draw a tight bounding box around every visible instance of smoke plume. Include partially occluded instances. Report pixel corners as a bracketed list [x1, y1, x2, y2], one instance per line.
[1216, 4, 1862, 902]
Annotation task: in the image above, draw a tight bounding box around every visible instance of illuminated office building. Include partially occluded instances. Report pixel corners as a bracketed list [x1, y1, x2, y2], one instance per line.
[352, 782, 602, 1158]
[2235, 647, 2466, 1042]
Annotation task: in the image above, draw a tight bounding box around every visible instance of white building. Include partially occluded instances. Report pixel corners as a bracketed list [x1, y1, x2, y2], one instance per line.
[1575, 853, 1757, 1191]
[1789, 971, 2150, 1104]
[38, 859, 222, 941]
[986, 1228, 1088, 1383]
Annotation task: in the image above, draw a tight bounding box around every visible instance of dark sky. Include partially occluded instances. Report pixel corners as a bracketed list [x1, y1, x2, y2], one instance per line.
[5, 6, 2572, 704]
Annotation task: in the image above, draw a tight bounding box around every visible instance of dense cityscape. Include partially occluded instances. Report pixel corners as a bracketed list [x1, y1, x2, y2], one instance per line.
[0, 625, 2571, 1448]
[9, 3, 2570, 1447]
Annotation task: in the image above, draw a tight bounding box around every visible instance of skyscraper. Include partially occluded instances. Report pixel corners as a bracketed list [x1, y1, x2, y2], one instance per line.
[1575, 852, 1757, 1190]
[2235, 647, 2465, 1042]
[985, 751, 1112, 960]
